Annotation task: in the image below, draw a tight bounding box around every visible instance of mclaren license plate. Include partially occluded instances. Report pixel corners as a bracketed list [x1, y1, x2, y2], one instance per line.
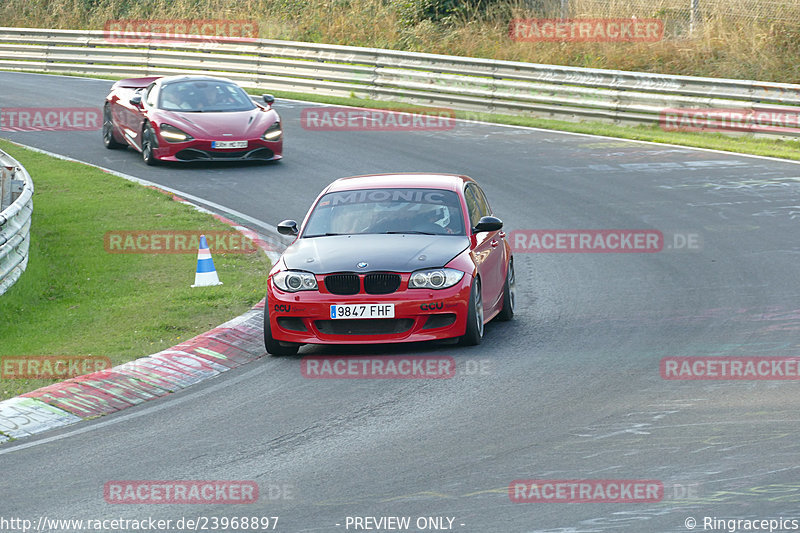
[212, 140, 247, 149]
[330, 304, 395, 319]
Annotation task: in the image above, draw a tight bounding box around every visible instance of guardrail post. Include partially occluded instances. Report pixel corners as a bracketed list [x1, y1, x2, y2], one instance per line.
[368, 49, 381, 101]
[10, 175, 23, 205]
[0, 165, 11, 211]
[489, 61, 499, 117]
[145, 43, 152, 77]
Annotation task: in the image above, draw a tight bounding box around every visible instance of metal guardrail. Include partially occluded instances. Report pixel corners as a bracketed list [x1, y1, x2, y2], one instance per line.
[0, 149, 33, 296]
[0, 27, 799, 136]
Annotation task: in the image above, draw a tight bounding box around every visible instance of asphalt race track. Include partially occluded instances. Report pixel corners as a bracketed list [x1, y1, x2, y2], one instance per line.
[2, 71, 800, 532]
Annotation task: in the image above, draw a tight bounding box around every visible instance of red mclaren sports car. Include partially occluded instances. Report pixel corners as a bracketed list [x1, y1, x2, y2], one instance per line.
[103, 75, 282, 165]
[264, 173, 515, 355]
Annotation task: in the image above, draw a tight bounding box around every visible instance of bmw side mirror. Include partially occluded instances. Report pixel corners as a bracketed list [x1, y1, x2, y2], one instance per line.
[129, 94, 142, 106]
[262, 94, 275, 106]
[474, 216, 503, 233]
[277, 219, 298, 236]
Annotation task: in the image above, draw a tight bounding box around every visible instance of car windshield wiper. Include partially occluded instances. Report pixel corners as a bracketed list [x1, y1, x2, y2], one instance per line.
[383, 230, 436, 235]
[305, 232, 347, 238]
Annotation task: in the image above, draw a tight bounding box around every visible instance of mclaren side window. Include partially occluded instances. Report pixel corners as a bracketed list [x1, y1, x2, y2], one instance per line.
[144, 83, 158, 108]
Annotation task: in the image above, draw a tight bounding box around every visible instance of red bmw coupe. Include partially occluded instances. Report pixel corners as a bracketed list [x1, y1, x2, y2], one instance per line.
[103, 75, 282, 165]
[264, 173, 515, 355]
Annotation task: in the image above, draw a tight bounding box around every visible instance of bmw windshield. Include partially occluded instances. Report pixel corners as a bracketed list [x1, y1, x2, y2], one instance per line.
[303, 188, 466, 237]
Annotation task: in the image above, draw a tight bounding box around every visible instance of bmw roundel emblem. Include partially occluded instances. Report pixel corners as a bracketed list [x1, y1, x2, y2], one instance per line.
[357, 262, 368, 269]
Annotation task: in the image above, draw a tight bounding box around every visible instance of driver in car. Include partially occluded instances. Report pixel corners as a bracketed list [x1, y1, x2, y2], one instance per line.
[200, 85, 221, 109]
[410, 205, 455, 234]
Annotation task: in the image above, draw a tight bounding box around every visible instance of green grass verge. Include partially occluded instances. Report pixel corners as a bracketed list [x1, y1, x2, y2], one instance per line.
[0, 139, 271, 401]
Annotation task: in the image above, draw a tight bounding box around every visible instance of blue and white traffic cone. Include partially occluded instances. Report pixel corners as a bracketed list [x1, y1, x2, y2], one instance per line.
[191, 234, 223, 287]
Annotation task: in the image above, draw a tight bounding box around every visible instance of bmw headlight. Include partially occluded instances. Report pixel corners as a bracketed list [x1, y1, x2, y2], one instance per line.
[263, 121, 282, 141]
[159, 123, 194, 143]
[273, 270, 317, 292]
[408, 268, 464, 290]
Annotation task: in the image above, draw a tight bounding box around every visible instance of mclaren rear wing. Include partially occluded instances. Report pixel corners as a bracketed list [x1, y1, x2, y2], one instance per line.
[111, 76, 162, 90]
